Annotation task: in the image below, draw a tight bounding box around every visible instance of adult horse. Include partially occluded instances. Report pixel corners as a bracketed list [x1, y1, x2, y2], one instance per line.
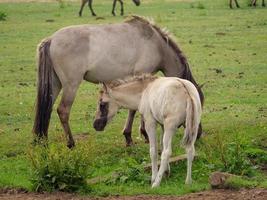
[79, 0, 140, 17]
[33, 16, 204, 148]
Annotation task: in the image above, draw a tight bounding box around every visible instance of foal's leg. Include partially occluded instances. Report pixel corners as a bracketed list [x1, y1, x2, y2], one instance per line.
[159, 124, 170, 177]
[152, 122, 175, 188]
[112, 0, 117, 16]
[118, 0, 124, 16]
[57, 84, 79, 148]
[185, 145, 195, 184]
[79, 0, 87, 16]
[263, 0, 266, 6]
[88, 0, 96, 16]
[122, 110, 135, 146]
[145, 119, 158, 184]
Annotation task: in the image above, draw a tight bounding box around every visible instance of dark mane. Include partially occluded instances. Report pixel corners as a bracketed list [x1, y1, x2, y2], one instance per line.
[107, 74, 158, 89]
[126, 15, 204, 105]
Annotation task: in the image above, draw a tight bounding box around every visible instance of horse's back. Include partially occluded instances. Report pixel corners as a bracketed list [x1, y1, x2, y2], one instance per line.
[49, 22, 162, 83]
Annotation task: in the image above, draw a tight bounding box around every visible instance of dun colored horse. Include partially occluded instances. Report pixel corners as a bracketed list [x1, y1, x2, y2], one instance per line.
[79, 0, 140, 16]
[33, 16, 204, 148]
[94, 75, 202, 187]
[229, 0, 265, 8]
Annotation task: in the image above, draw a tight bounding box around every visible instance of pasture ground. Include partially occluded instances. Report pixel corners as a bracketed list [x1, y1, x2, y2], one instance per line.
[0, 0, 266, 199]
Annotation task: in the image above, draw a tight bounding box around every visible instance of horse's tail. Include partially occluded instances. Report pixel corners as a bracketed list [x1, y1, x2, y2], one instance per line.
[32, 38, 53, 139]
[182, 83, 201, 147]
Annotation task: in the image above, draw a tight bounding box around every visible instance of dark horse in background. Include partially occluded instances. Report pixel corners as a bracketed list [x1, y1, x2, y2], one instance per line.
[229, 0, 265, 8]
[79, 0, 140, 16]
[33, 16, 204, 148]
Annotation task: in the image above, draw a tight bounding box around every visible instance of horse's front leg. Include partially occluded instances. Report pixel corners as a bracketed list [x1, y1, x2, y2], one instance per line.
[88, 0, 96, 16]
[145, 118, 158, 184]
[122, 110, 135, 146]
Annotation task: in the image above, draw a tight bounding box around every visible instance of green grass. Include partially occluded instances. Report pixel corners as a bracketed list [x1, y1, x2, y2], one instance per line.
[0, 0, 266, 196]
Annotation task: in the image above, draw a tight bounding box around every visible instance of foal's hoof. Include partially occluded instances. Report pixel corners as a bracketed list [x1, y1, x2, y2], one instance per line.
[152, 182, 160, 188]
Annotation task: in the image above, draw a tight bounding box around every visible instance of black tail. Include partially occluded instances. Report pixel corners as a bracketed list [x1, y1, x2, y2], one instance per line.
[33, 38, 53, 139]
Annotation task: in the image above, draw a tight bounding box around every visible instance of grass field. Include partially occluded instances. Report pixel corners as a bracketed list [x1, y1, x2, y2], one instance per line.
[0, 0, 266, 196]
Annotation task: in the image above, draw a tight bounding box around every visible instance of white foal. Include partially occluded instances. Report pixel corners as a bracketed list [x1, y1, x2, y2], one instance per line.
[93, 75, 202, 187]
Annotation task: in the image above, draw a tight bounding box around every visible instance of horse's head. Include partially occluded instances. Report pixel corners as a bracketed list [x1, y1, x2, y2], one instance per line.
[132, 0, 140, 6]
[93, 84, 120, 131]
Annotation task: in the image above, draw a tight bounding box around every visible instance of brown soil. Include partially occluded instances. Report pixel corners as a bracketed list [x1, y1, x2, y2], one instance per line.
[0, 188, 266, 200]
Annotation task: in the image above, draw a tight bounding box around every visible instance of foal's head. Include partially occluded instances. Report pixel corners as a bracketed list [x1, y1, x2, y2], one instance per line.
[132, 0, 141, 6]
[93, 84, 119, 131]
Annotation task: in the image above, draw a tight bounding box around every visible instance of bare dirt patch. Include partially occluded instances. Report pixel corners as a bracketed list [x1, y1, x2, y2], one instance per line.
[0, 188, 266, 200]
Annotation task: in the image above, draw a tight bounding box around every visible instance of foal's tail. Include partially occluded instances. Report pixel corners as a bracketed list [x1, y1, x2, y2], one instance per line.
[182, 85, 201, 147]
[32, 38, 53, 139]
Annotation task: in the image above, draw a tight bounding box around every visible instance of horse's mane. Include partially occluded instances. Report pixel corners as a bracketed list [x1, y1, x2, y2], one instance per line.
[125, 15, 190, 78]
[107, 74, 158, 89]
[125, 15, 204, 105]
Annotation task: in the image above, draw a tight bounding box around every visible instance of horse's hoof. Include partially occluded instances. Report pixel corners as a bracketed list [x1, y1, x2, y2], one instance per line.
[112, 12, 116, 16]
[92, 13, 97, 17]
[152, 182, 160, 188]
[67, 141, 75, 149]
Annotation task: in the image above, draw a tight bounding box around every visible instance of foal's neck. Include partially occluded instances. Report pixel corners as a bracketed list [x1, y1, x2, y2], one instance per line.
[111, 81, 150, 110]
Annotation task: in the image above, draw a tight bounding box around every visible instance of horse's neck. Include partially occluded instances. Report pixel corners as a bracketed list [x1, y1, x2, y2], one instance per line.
[161, 46, 184, 78]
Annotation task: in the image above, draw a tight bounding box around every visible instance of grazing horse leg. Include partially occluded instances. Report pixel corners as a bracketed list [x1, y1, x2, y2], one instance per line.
[263, 0, 266, 6]
[139, 115, 149, 143]
[152, 121, 175, 188]
[118, 0, 124, 16]
[122, 110, 135, 146]
[88, 0, 96, 16]
[112, 0, 117, 16]
[145, 119, 158, 184]
[57, 84, 80, 149]
[79, 0, 87, 16]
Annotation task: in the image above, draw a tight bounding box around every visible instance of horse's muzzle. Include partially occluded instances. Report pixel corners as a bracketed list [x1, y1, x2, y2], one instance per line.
[133, 0, 140, 6]
[93, 118, 107, 131]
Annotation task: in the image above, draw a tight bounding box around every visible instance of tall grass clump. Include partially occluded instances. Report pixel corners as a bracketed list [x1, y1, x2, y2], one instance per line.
[0, 11, 7, 21]
[201, 132, 255, 177]
[28, 142, 94, 192]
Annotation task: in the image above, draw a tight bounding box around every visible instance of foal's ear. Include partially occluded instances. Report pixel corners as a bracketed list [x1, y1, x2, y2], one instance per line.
[102, 83, 109, 92]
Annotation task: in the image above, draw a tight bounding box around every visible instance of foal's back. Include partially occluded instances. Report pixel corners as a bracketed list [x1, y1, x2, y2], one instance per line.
[139, 77, 201, 124]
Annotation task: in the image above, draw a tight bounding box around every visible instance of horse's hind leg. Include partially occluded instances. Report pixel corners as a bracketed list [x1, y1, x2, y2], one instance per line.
[88, 0, 96, 16]
[152, 121, 175, 188]
[234, 0, 240, 8]
[57, 84, 80, 148]
[140, 115, 149, 143]
[185, 145, 195, 184]
[112, 0, 117, 16]
[262, 0, 265, 6]
[118, 0, 124, 16]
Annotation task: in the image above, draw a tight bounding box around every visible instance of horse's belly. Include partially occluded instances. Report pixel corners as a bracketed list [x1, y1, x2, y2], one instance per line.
[83, 64, 133, 83]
